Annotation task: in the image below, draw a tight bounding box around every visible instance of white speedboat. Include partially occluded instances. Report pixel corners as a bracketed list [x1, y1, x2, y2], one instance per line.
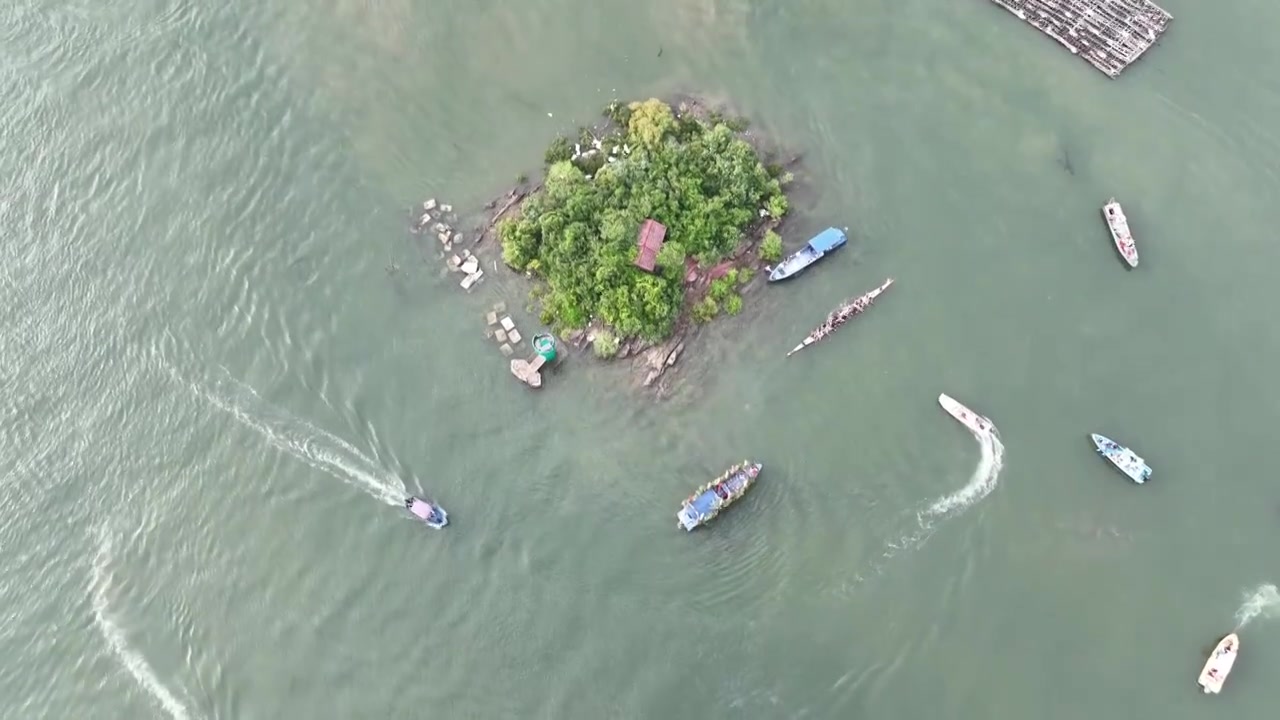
[1197, 633, 1238, 694]
[938, 393, 993, 436]
[1102, 198, 1139, 268]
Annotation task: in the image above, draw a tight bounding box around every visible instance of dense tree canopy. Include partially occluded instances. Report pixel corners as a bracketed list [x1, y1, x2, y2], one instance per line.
[500, 98, 788, 342]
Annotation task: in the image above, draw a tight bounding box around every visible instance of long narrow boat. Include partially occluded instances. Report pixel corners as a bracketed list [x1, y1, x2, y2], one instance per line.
[767, 227, 846, 282]
[1102, 198, 1139, 268]
[1197, 633, 1239, 694]
[1090, 433, 1151, 484]
[937, 393, 994, 436]
[786, 278, 894, 357]
[676, 461, 762, 531]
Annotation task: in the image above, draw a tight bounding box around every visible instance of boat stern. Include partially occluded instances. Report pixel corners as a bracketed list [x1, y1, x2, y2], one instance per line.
[676, 505, 701, 532]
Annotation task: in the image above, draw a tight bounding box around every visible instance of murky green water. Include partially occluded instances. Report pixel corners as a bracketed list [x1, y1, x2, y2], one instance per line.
[3, 1, 1279, 717]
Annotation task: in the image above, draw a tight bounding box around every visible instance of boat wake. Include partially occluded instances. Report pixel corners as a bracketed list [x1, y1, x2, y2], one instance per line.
[925, 427, 1005, 518]
[853, 420, 1005, 587]
[185, 371, 406, 506]
[90, 527, 196, 720]
[1233, 583, 1280, 629]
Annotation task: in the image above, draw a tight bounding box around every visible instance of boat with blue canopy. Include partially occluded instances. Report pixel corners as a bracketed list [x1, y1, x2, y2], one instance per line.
[676, 461, 762, 531]
[767, 227, 846, 282]
[1090, 433, 1151, 484]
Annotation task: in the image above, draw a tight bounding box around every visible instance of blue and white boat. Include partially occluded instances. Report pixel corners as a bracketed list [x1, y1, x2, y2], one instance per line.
[405, 497, 448, 529]
[767, 227, 846, 282]
[1090, 433, 1151, 484]
[676, 461, 762, 531]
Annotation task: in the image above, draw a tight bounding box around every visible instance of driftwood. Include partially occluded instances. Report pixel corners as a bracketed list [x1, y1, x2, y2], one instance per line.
[474, 186, 537, 245]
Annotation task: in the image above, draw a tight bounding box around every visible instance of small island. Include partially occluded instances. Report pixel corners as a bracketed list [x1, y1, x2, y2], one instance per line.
[494, 98, 796, 381]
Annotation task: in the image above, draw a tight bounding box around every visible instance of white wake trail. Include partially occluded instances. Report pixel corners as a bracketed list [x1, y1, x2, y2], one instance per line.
[926, 426, 1005, 518]
[1233, 583, 1280, 629]
[184, 371, 406, 506]
[863, 405, 1006, 578]
[90, 528, 195, 720]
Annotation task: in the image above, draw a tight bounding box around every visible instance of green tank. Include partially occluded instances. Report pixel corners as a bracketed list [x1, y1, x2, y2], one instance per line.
[532, 334, 556, 362]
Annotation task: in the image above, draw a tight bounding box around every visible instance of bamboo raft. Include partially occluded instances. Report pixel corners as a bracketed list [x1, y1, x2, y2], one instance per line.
[987, 0, 1173, 78]
[786, 278, 894, 357]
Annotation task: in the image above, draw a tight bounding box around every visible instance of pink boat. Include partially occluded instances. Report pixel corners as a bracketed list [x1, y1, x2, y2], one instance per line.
[405, 497, 448, 529]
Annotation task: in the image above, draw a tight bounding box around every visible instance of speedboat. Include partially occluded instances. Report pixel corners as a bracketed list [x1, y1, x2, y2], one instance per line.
[938, 393, 994, 436]
[1101, 198, 1139, 268]
[405, 497, 448, 529]
[1090, 433, 1151, 484]
[1198, 633, 1239, 694]
[767, 227, 846, 282]
[676, 461, 762, 531]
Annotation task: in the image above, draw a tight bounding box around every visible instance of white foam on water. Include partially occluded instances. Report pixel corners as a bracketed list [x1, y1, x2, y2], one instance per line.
[925, 427, 1005, 518]
[1233, 583, 1280, 629]
[850, 416, 1006, 589]
[180, 369, 406, 506]
[90, 528, 195, 720]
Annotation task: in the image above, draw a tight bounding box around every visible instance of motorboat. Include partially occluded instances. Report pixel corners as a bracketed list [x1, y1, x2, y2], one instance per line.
[1090, 433, 1151, 484]
[1102, 198, 1139, 268]
[1197, 633, 1238, 694]
[767, 227, 846, 282]
[405, 497, 448, 529]
[938, 393, 994, 436]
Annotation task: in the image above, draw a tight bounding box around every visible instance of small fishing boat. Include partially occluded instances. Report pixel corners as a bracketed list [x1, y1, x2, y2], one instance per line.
[1102, 198, 1139, 268]
[786, 277, 893, 357]
[405, 497, 448, 529]
[1197, 633, 1239, 694]
[676, 461, 762, 531]
[938, 393, 994, 436]
[767, 227, 846, 282]
[1090, 433, 1151, 484]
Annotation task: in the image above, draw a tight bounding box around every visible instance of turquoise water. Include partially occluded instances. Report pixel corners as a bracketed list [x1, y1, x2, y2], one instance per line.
[3, 0, 1280, 717]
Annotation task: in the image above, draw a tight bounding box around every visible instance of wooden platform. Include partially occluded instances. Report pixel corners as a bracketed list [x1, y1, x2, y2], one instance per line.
[510, 354, 547, 388]
[988, 0, 1172, 78]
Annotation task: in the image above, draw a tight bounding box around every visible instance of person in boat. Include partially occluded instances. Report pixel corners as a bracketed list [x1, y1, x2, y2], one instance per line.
[405, 497, 415, 509]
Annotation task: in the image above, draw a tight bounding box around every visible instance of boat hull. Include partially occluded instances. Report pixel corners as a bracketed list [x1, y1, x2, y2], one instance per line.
[1102, 199, 1139, 268]
[408, 497, 449, 528]
[767, 248, 820, 281]
[938, 393, 993, 436]
[1198, 633, 1238, 694]
[786, 278, 894, 356]
[767, 228, 846, 282]
[1090, 433, 1151, 484]
[676, 462, 762, 531]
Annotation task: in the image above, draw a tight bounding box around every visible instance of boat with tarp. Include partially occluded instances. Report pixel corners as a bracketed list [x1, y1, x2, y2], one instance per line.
[676, 461, 762, 531]
[786, 278, 893, 357]
[1090, 433, 1151, 484]
[767, 227, 846, 282]
[1198, 633, 1239, 694]
[405, 497, 448, 529]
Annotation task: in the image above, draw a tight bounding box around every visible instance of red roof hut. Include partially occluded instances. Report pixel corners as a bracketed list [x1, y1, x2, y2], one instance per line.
[633, 219, 667, 273]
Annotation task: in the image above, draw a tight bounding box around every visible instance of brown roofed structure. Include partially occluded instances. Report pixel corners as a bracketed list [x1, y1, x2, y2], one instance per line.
[633, 219, 667, 272]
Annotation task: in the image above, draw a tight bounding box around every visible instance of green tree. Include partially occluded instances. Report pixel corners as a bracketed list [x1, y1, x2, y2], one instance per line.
[760, 230, 783, 263]
[593, 329, 620, 358]
[500, 98, 791, 344]
[627, 98, 676, 149]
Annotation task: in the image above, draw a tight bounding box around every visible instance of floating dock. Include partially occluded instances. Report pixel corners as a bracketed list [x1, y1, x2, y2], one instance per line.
[987, 0, 1172, 78]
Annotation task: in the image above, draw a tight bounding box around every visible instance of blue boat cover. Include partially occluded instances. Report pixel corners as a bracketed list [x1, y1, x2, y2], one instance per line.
[806, 227, 847, 254]
[689, 489, 720, 516]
